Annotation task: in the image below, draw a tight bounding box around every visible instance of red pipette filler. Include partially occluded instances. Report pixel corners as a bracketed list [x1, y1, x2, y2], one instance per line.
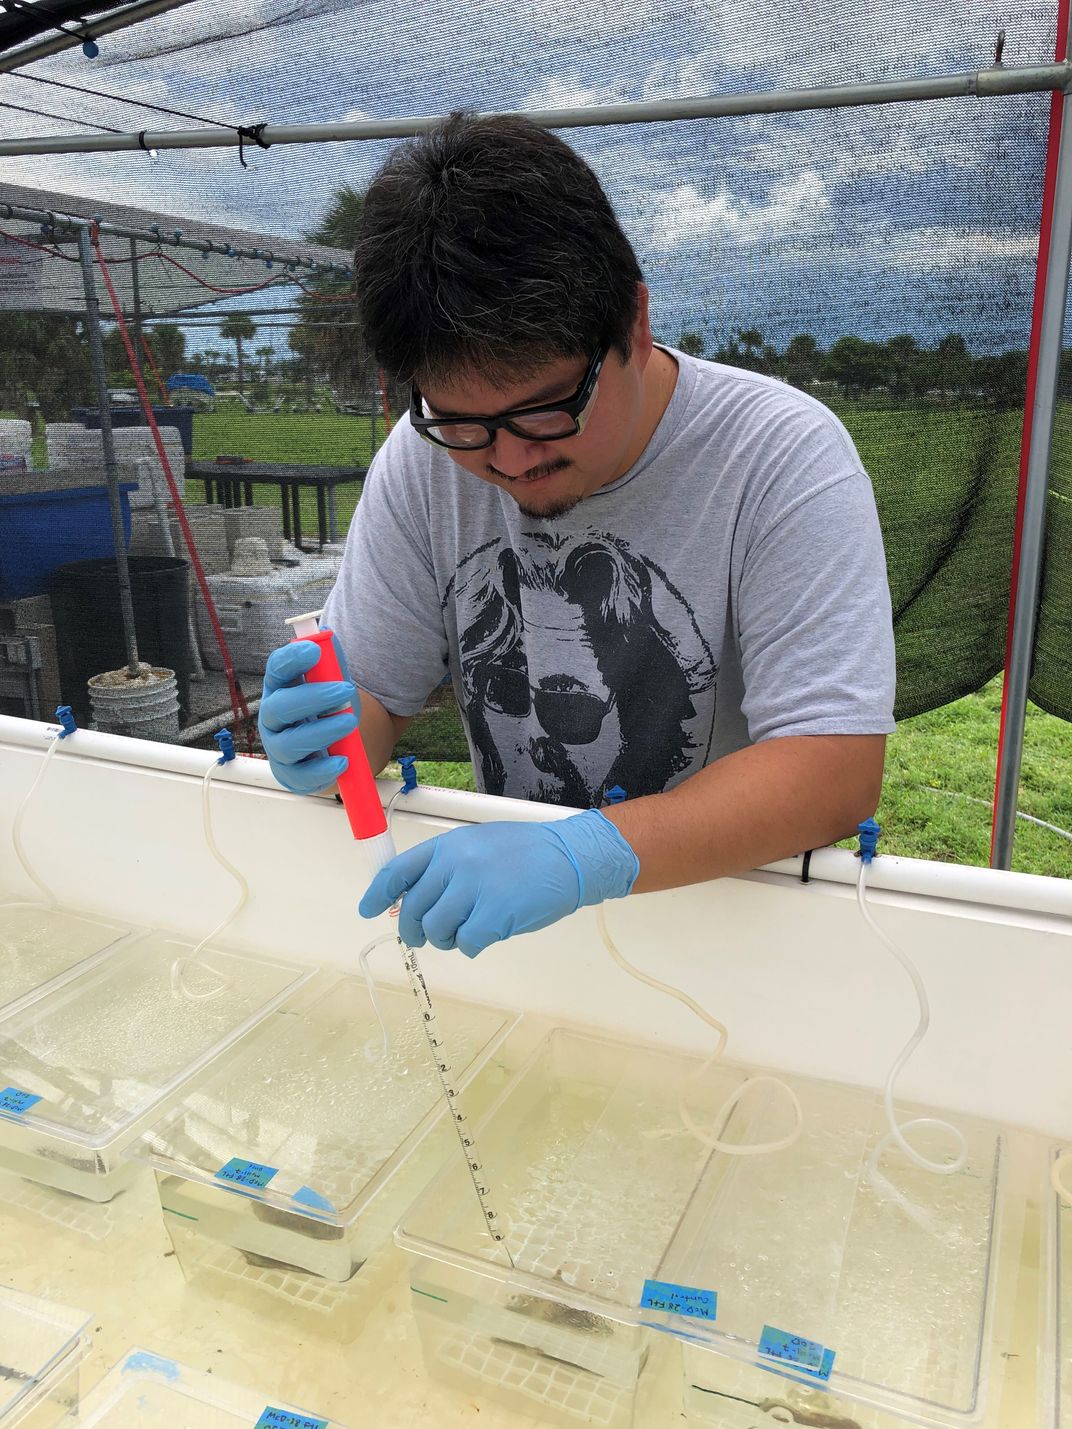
[283, 610, 396, 874]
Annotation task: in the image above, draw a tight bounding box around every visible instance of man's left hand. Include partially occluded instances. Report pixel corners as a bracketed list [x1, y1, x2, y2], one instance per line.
[358, 809, 639, 958]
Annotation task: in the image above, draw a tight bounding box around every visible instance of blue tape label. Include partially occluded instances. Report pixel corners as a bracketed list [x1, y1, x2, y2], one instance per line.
[758, 1325, 835, 1380]
[639, 1278, 717, 1321]
[254, 1408, 328, 1429]
[0, 1086, 40, 1115]
[216, 1157, 278, 1190]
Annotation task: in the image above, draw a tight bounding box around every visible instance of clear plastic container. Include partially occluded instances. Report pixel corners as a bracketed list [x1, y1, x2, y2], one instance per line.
[668, 1073, 1012, 1429]
[1044, 1146, 1071, 1429]
[72, 1347, 349, 1426]
[142, 974, 515, 1341]
[0, 904, 131, 1018]
[396, 1027, 749, 1429]
[0, 1285, 91, 1427]
[397, 1028, 1014, 1429]
[0, 932, 314, 1202]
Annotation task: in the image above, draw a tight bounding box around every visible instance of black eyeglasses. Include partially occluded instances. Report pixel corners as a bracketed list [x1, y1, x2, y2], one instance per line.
[410, 344, 609, 451]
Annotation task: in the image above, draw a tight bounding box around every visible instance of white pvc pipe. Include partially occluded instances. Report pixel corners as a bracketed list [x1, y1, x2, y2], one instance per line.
[2, 713, 1069, 920]
[0, 62, 1068, 158]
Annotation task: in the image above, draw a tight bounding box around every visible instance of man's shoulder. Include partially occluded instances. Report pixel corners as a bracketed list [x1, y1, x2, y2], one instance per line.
[678, 352, 844, 429]
[668, 352, 861, 473]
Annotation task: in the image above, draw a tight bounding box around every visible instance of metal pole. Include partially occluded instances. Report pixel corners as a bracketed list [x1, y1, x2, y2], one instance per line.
[77, 226, 141, 678]
[0, 202, 350, 278]
[0, 61, 1068, 157]
[991, 88, 1072, 867]
[129, 237, 145, 384]
[0, 0, 202, 74]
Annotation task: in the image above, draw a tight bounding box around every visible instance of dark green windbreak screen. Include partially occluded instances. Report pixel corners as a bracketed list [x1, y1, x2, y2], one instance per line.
[0, 1, 1068, 742]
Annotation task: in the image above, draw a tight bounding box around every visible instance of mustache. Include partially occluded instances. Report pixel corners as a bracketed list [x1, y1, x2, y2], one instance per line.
[487, 459, 572, 483]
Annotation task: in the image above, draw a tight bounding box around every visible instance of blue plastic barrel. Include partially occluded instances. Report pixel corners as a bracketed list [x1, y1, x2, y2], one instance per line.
[0, 483, 136, 601]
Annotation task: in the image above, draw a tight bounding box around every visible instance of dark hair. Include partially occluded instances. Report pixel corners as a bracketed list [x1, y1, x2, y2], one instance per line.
[353, 112, 644, 387]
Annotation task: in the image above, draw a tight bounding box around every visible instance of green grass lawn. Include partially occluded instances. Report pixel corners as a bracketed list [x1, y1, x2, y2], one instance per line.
[191, 408, 381, 536]
[398, 678, 1071, 878]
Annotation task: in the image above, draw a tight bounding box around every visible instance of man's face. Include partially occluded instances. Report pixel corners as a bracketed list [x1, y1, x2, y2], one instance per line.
[418, 305, 655, 520]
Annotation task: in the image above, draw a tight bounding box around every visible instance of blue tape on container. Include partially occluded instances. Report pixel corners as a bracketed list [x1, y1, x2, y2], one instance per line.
[122, 1350, 180, 1381]
[639, 1279, 717, 1321]
[758, 1325, 835, 1381]
[0, 1086, 41, 1115]
[254, 1408, 328, 1429]
[216, 1157, 278, 1190]
[292, 1184, 337, 1214]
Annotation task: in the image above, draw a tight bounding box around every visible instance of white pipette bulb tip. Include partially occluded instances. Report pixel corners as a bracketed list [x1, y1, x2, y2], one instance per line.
[365, 829, 397, 875]
[285, 609, 324, 639]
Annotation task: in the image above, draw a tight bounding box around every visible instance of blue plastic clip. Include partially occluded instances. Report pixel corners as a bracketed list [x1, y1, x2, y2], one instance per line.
[604, 784, 627, 805]
[54, 705, 77, 739]
[857, 817, 881, 864]
[399, 755, 418, 794]
[148, 223, 160, 235]
[214, 729, 236, 764]
[82, 37, 99, 57]
[173, 229, 183, 241]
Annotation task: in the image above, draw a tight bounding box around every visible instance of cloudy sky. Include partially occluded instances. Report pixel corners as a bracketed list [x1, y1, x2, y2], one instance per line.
[0, 0, 1060, 355]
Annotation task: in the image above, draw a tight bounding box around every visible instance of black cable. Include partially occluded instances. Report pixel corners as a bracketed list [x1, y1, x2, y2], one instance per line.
[8, 69, 233, 129]
[0, 97, 124, 131]
[236, 120, 270, 168]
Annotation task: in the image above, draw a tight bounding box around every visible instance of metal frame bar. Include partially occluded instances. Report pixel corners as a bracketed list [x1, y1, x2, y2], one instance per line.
[991, 79, 1072, 867]
[0, 60, 1068, 157]
[0, 200, 350, 277]
[76, 225, 141, 678]
[0, 0, 202, 74]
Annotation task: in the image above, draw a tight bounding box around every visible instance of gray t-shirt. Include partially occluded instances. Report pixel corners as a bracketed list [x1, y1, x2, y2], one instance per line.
[321, 349, 896, 807]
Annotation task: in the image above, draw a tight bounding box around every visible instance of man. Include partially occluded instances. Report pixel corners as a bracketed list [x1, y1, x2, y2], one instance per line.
[259, 112, 895, 957]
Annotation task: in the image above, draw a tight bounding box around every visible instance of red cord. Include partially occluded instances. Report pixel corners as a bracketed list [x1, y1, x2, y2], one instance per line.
[90, 224, 254, 749]
[138, 332, 170, 404]
[991, 0, 1071, 862]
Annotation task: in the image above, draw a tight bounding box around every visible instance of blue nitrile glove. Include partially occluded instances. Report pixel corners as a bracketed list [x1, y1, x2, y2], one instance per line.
[258, 639, 360, 795]
[359, 809, 640, 958]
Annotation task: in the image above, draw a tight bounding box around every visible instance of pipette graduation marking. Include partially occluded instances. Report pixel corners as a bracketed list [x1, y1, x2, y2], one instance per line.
[283, 610, 513, 1265]
[400, 937, 515, 1267]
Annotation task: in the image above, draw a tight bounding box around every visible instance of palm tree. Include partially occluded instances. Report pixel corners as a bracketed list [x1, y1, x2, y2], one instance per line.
[219, 314, 257, 393]
[292, 187, 379, 405]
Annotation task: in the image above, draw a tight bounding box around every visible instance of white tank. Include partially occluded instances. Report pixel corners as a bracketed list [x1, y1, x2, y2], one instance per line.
[196, 539, 343, 675]
[45, 425, 186, 509]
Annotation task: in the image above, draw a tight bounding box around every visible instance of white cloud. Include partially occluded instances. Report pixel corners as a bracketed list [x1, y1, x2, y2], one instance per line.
[649, 171, 831, 250]
[522, 76, 625, 111]
[881, 224, 1039, 270]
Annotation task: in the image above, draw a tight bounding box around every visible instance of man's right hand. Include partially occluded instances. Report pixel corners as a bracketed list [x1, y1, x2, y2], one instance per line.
[258, 640, 360, 795]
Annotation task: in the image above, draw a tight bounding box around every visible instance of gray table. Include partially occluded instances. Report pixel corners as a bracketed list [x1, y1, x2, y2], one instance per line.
[188, 461, 366, 550]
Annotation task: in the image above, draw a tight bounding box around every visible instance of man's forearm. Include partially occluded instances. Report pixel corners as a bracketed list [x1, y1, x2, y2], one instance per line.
[602, 734, 885, 894]
[357, 689, 412, 775]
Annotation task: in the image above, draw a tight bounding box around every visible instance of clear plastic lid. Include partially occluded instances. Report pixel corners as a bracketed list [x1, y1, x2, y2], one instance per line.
[0, 932, 314, 1149]
[74, 1348, 348, 1427]
[0, 1284, 91, 1424]
[0, 904, 131, 1017]
[142, 975, 512, 1224]
[398, 1028, 1006, 1427]
[663, 1075, 1004, 1426]
[1051, 1147, 1072, 1428]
